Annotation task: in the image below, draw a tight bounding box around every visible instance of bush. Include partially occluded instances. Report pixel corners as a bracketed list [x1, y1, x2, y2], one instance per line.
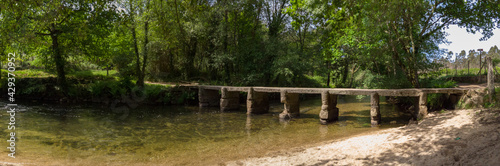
[161, 87, 196, 104]
[421, 79, 457, 88]
[352, 70, 411, 89]
[113, 53, 136, 78]
[421, 78, 457, 110]
[88, 80, 129, 98]
[144, 85, 165, 98]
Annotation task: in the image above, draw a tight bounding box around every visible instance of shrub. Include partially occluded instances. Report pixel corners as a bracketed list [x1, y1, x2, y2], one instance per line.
[113, 53, 136, 78]
[145, 85, 165, 97]
[88, 80, 128, 99]
[352, 70, 411, 89]
[421, 78, 457, 110]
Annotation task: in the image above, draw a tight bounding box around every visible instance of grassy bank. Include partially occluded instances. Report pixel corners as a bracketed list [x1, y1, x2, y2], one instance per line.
[422, 67, 500, 79]
[0, 69, 197, 105]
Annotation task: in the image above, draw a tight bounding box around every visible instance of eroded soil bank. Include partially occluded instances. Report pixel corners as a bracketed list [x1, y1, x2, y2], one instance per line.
[226, 109, 500, 166]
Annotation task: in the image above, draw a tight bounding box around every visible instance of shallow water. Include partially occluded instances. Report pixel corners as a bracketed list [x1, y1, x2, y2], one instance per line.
[0, 96, 411, 165]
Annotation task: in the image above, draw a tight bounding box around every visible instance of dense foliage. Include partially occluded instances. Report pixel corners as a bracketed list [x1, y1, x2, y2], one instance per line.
[1, 0, 499, 89]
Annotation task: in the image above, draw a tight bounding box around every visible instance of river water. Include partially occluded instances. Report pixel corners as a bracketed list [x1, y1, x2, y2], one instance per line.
[0, 96, 411, 165]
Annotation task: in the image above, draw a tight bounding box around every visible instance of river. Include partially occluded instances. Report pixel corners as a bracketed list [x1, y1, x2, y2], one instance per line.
[0, 95, 411, 165]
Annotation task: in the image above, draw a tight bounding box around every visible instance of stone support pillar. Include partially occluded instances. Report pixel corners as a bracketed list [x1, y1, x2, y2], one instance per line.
[319, 91, 339, 124]
[449, 94, 460, 104]
[246, 88, 269, 114]
[220, 87, 240, 111]
[418, 92, 428, 120]
[279, 90, 300, 119]
[370, 93, 381, 127]
[198, 87, 220, 107]
[447, 94, 461, 109]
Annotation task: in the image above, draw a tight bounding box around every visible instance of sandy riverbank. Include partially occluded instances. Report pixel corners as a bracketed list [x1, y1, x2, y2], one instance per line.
[226, 109, 500, 166]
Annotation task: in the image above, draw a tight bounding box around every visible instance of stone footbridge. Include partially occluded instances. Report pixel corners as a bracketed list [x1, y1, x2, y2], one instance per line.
[198, 86, 470, 126]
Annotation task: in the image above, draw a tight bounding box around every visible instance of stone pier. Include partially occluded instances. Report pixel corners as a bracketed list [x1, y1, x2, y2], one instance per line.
[199, 87, 220, 107]
[319, 91, 339, 124]
[220, 87, 240, 111]
[198, 85, 467, 126]
[449, 94, 460, 104]
[370, 93, 381, 127]
[279, 90, 300, 119]
[447, 94, 461, 109]
[418, 92, 428, 119]
[246, 88, 269, 114]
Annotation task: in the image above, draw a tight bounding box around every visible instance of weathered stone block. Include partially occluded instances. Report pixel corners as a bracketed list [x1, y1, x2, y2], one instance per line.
[321, 91, 329, 105]
[320, 107, 339, 122]
[321, 105, 329, 110]
[280, 91, 287, 103]
[417, 92, 427, 119]
[220, 98, 231, 107]
[221, 87, 239, 99]
[220, 99, 239, 111]
[279, 91, 300, 119]
[319, 91, 339, 124]
[199, 87, 220, 107]
[370, 93, 380, 127]
[220, 87, 240, 111]
[246, 88, 269, 114]
[449, 94, 459, 104]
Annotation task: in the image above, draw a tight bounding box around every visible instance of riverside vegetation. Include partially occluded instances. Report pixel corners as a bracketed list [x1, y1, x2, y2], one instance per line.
[0, 0, 499, 111]
[0, 69, 197, 105]
[1, 1, 500, 165]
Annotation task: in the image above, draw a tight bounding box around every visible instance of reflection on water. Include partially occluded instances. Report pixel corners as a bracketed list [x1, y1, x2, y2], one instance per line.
[0, 96, 411, 165]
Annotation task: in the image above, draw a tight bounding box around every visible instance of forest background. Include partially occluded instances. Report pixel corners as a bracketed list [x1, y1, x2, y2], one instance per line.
[0, 0, 499, 94]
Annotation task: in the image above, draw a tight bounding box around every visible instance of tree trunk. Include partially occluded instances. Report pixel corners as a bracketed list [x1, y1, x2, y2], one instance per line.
[341, 57, 349, 87]
[137, 14, 149, 87]
[51, 34, 67, 91]
[185, 37, 197, 80]
[348, 64, 359, 88]
[413, 68, 420, 88]
[326, 62, 331, 87]
[130, 1, 140, 84]
[0, 57, 2, 80]
[455, 55, 458, 76]
[169, 50, 174, 73]
[133, 28, 140, 83]
[252, 4, 261, 40]
[136, 0, 151, 87]
[223, 9, 231, 83]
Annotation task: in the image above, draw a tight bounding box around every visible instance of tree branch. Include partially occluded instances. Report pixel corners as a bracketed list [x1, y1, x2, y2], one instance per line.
[35, 32, 52, 36]
[421, 19, 451, 40]
[420, 0, 445, 38]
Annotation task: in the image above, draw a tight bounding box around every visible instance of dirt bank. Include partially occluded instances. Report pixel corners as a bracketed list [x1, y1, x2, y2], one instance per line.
[226, 109, 500, 166]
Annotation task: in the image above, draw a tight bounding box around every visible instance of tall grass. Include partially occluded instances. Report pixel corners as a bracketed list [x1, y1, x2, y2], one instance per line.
[13, 69, 55, 78]
[422, 67, 499, 78]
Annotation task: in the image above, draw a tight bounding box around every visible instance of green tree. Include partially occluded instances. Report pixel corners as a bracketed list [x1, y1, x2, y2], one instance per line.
[307, 0, 500, 88]
[126, 0, 151, 87]
[364, 0, 500, 87]
[2, 0, 117, 91]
